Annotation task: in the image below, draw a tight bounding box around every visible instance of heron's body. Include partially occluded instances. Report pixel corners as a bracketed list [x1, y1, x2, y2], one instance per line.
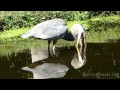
[21, 18, 86, 52]
[22, 18, 68, 40]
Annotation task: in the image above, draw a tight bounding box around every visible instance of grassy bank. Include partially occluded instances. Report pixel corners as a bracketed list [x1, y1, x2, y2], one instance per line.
[0, 15, 120, 56]
[86, 28, 120, 43]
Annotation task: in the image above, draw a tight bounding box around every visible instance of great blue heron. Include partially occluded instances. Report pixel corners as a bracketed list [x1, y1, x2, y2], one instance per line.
[21, 18, 86, 51]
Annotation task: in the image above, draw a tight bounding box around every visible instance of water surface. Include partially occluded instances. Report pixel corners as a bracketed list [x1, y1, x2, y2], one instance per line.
[0, 43, 120, 79]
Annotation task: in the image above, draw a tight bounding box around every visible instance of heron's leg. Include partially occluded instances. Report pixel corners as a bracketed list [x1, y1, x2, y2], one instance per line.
[52, 40, 57, 54]
[48, 40, 51, 49]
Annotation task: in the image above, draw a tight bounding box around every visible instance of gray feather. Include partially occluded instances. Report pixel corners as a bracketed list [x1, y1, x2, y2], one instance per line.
[21, 18, 68, 40]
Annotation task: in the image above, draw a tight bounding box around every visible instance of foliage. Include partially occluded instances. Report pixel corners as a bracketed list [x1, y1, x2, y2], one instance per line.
[0, 11, 120, 30]
[86, 15, 120, 32]
[0, 11, 81, 30]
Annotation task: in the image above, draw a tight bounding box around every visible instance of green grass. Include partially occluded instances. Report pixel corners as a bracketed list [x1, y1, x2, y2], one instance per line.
[86, 28, 120, 43]
[0, 27, 30, 39]
[0, 15, 120, 56]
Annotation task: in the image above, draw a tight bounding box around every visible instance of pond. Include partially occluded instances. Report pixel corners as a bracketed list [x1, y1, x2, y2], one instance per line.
[0, 42, 120, 79]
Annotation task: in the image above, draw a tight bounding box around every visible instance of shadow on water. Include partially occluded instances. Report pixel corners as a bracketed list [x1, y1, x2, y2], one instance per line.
[0, 41, 120, 79]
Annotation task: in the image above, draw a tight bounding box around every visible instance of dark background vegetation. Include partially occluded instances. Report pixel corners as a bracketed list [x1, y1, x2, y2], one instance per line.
[0, 11, 120, 31]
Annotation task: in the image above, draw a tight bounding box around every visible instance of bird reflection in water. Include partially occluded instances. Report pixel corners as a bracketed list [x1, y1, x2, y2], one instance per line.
[22, 45, 86, 79]
[71, 45, 86, 69]
[22, 47, 69, 79]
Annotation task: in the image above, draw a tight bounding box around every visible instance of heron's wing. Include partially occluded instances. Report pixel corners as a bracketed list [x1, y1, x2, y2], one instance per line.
[22, 18, 68, 39]
[33, 23, 68, 40]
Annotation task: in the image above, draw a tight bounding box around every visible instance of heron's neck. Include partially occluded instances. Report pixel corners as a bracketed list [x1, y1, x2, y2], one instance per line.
[63, 30, 75, 41]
